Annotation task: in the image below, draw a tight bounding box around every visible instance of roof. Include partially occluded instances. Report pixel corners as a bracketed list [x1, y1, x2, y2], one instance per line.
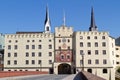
[16, 32, 43, 34]
[74, 71, 106, 80]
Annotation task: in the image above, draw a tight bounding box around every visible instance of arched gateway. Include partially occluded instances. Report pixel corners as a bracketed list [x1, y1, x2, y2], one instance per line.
[58, 63, 71, 74]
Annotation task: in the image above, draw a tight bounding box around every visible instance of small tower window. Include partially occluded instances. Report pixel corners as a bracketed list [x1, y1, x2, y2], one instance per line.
[46, 27, 49, 31]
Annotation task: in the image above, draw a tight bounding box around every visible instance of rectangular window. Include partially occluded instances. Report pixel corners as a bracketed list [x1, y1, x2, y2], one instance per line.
[49, 60, 52, 64]
[26, 60, 29, 65]
[95, 50, 99, 55]
[14, 45, 18, 49]
[103, 59, 107, 64]
[32, 45, 35, 49]
[103, 50, 106, 55]
[26, 45, 29, 49]
[38, 52, 41, 57]
[80, 42, 83, 47]
[94, 36, 97, 39]
[80, 60, 83, 64]
[95, 42, 98, 47]
[102, 36, 105, 39]
[88, 59, 91, 64]
[32, 60, 35, 64]
[95, 59, 99, 64]
[38, 60, 42, 64]
[87, 36, 90, 39]
[49, 45, 52, 49]
[102, 42, 106, 47]
[8, 45, 11, 50]
[38, 45, 42, 49]
[14, 53, 17, 57]
[32, 52, 35, 57]
[14, 60, 17, 65]
[88, 50, 91, 55]
[80, 36, 83, 39]
[49, 52, 52, 56]
[8, 53, 11, 57]
[87, 42, 91, 47]
[26, 52, 29, 57]
[7, 60, 10, 65]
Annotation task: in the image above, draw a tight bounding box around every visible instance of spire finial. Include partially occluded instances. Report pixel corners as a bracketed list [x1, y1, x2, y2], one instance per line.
[63, 11, 66, 26]
[44, 5, 51, 33]
[89, 6, 98, 31]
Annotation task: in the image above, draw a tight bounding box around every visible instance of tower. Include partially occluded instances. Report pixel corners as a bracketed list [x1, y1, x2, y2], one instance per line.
[89, 7, 98, 31]
[44, 6, 51, 33]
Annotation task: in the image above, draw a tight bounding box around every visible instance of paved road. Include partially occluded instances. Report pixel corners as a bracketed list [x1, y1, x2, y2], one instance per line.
[0, 74, 74, 80]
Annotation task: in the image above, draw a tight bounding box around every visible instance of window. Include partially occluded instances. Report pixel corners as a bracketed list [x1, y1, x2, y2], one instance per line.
[32, 40, 35, 42]
[103, 69, 107, 73]
[32, 52, 35, 57]
[87, 42, 91, 47]
[49, 45, 52, 49]
[116, 62, 119, 64]
[27, 40, 30, 42]
[94, 36, 97, 39]
[49, 60, 52, 64]
[87, 69, 92, 73]
[88, 59, 91, 64]
[67, 55, 70, 59]
[68, 46, 70, 49]
[116, 55, 119, 57]
[61, 55, 64, 59]
[68, 39, 70, 42]
[95, 59, 99, 64]
[0, 45, 2, 48]
[88, 50, 91, 55]
[26, 60, 29, 65]
[9, 40, 11, 43]
[49, 39, 51, 42]
[80, 36, 83, 39]
[87, 36, 90, 39]
[38, 45, 42, 49]
[80, 50, 83, 55]
[26, 45, 29, 49]
[102, 36, 105, 39]
[95, 42, 98, 47]
[7, 60, 10, 65]
[8, 45, 11, 50]
[14, 45, 18, 49]
[26, 52, 29, 57]
[59, 47, 61, 50]
[59, 39, 61, 43]
[80, 42, 83, 47]
[15, 40, 18, 43]
[39, 40, 42, 42]
[102, 42, 106, 47]
[38, 52, 41, 57]
[38, 60, 41, 64]
[32, 60, 35, 64]
[95, 50, 98, 55]
[46, 27, 49, 31]
[103, 59, 107, 64]
[32, 45, 35, 49]
[14, 60, 17, 65]
[8, 53, 11, 57]
[116, 48, 119, 50]
[14, 53, 17, 57]
[103, 50, 106, 55]
[49, 52, 52, 56]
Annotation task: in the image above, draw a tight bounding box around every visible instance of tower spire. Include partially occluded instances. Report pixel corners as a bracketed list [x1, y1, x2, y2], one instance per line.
[63, 11, 66, 26]
[44, 5, 51, 33]
[89, 7, 98, 31]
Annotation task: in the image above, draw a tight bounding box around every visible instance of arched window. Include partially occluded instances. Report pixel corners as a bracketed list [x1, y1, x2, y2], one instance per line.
[87, 68, 92, 73]
[103, 69, 107, 73]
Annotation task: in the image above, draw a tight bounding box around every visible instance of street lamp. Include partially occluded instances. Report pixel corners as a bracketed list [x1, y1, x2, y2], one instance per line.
[81, 52, 85, 71]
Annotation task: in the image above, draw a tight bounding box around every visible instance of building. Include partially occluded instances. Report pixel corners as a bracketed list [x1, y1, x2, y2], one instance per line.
[0, 33, 4, 71]
[4, 7, 116, 80]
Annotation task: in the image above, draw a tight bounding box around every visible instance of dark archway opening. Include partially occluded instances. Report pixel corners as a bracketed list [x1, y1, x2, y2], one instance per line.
[58, 63, 71, 74]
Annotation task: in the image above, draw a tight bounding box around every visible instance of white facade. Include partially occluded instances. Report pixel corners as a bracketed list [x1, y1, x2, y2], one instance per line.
[4, 33, 54, 72]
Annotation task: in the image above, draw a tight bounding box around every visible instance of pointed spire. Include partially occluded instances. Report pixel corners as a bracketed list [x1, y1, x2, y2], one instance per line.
[63, 11, 66, 26]
[44, 5, 51, 33]
[89, 7, 98, 31]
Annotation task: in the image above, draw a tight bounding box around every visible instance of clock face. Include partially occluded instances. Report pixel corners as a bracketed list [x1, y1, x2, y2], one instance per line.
[62, 38, 66, 43]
